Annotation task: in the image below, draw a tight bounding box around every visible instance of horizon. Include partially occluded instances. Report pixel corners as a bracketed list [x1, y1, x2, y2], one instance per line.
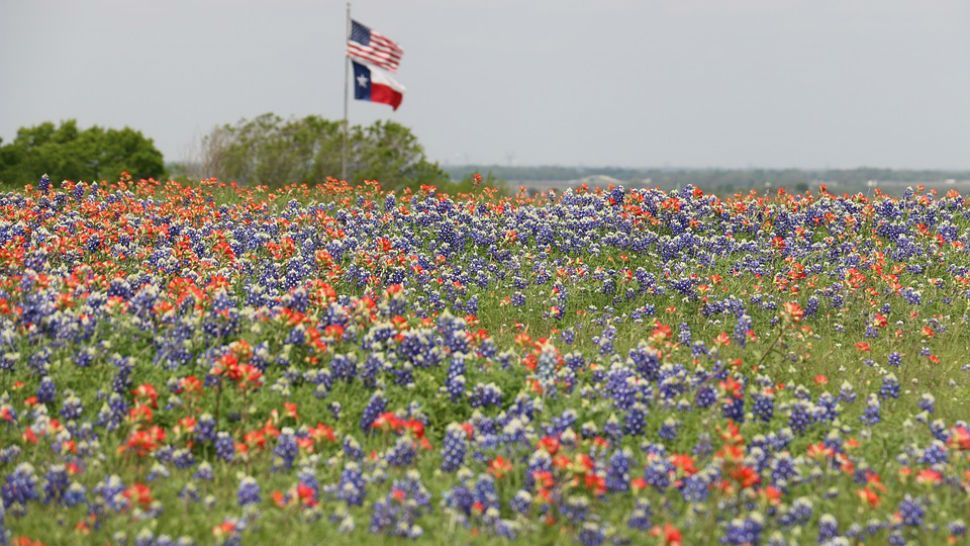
[161, 153, 970, 176]
[435, 163, 970, 173]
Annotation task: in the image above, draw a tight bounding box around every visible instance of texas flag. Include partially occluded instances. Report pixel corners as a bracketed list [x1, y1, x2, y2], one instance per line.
[352, 60, 405, 111]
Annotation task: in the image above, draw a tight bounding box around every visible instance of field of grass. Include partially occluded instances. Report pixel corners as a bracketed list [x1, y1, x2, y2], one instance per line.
[0, 175, 968, 545]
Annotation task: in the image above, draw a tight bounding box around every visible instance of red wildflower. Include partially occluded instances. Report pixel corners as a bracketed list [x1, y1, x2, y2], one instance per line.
[782, 301, 804, 322]
[132, 383, 158, 408]
[857, 486, 880, 507]
[719, 377, 743, 399]
[488, 456, 513, 478]
[950, 425, 970, 450]
[122, 426, 165, 457]
[539, 436, 560, 455]
[650, 523, 682, 546]
[916, 468, 943, 485]
[123, 483, 153, 507]
[671, 454, 698, 476]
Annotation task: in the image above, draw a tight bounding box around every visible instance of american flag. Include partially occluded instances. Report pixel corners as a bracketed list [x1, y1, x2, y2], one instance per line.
[346, 19, 403, 72]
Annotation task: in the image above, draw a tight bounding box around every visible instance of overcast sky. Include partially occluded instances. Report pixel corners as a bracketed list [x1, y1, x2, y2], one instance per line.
[1, 0, 968, 169]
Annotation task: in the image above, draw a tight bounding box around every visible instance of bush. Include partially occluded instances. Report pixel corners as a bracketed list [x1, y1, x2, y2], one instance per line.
[197, 113, 446, 190]
[0, 120, 164, 185]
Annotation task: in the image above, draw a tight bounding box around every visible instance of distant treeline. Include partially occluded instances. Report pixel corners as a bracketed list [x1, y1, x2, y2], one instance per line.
[443, 165, 970, 193]
[6, 116, 967, 195]
[2, 116, 487, 193]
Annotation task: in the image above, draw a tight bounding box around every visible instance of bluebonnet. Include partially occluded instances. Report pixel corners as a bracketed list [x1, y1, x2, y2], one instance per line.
[237, 476, 260, 506]
[2, 464, 39, 508]
[897, 496, 925, 527]
[337, 463, 366, 507]
[441, 423, 466, 472]
[360, 392, 387, 433]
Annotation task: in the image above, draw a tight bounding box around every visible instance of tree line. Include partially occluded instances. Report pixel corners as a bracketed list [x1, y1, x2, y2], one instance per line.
[0, 114, 457, 191]
[4, 118, 967, 194]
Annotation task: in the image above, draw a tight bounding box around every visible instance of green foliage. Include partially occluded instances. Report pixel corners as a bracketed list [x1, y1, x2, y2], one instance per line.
[200, 113, 447, 189]
[0, 120, 164, 185]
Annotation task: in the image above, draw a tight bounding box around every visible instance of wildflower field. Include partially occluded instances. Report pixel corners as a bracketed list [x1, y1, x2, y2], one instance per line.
[1, 175, 969, 546]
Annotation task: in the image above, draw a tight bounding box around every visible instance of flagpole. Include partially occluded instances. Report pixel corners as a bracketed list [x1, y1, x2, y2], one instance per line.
[341, 1, 351, 181]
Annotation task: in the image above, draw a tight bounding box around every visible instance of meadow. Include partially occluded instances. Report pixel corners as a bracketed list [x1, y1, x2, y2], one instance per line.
[0, 174, 968, 545]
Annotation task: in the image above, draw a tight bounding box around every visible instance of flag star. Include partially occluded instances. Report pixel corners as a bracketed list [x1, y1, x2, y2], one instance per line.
[357, 74, 369, 87]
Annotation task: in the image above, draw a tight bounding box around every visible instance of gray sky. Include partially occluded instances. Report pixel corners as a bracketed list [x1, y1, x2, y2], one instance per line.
[2, 0, 968, 169]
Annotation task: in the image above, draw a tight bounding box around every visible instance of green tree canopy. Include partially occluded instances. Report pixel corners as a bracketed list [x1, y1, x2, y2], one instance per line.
[0, 120, 165, 185]
[199, 113, 446, 189]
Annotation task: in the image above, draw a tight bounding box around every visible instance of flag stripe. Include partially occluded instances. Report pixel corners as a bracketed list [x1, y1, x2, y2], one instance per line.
[365, 44, 401, 60]
[347, 51, 400, 72]
[370, 83, 403, 110]
[347, 19, 403, 72]
[346, 45, 401, 62]
[369, 43, 401, 57]
[346, 44, 401, 62]
[346, 47, 401, 69]
[370, 33, 403, 55]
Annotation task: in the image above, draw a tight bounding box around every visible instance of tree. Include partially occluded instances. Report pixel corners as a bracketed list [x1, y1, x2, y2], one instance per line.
[197, 113, 446, 189]
[0, 120, 165, 184]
